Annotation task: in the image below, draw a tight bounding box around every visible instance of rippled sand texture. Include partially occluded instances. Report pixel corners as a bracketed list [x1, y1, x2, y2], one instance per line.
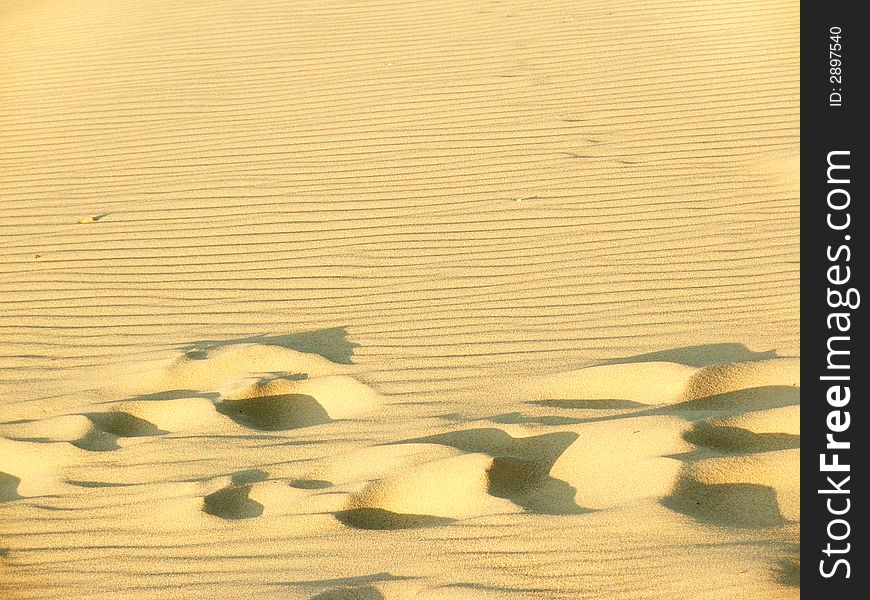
[1, 1, 798, 598]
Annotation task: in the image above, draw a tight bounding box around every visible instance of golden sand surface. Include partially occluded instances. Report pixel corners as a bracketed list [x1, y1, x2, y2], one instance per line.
[1, 1, 798, 598]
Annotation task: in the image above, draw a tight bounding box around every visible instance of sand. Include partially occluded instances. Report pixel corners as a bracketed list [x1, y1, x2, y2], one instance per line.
[0, 0, 799, 598]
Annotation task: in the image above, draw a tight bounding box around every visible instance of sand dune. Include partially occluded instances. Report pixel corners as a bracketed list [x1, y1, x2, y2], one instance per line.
[527, 357, 798, 406]
[1, 0, 798, 598]
[666, 449, 800, 528]
[340, 452, 519, 529]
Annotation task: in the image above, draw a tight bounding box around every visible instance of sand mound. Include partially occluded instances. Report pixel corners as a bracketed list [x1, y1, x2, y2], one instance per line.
[217, 373, 379, 431]
[341, 452, 519, 529]
[110, 397, 220, 432]
[0, 414, 95, 444]
[68, 411, 163, 451]
[309, 443, 462, 487]
[529, 362, 696, 405]
[664, 449, 799, 527]
[4, 346, 382, 446]
[530, 358, 799, 408]
[683, 359, 799, 404]
[486, 455, 583, 515]
[227, 374, 380, 420]
[671, 385, 800, 414]
[217, 394, 332, 431]
[665, 479, 786, 528]
[406, 428, 585, 514]
[93, 345, 383, 434]
[86, 411, 165, 438]
[0, 438, 82, 498]
[550, 416, 691, 509]
[681, 401, 800, 456]
[156, 344, 352, 393]
[0, 398, 219, 452]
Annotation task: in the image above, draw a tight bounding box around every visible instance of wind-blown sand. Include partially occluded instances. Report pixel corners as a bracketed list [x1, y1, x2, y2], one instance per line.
[1, 0, 798, 598]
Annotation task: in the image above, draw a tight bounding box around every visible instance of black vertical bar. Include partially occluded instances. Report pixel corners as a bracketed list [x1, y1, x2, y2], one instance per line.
[802, 1, 866, 596]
